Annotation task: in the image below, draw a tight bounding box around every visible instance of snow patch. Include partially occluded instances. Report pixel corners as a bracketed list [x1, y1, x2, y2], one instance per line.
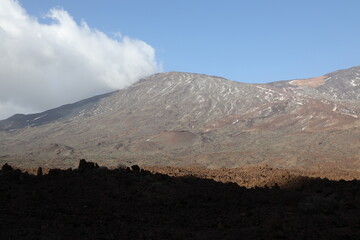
[332, 105, 337, 112]
[32, 114, 47, 121]
[350, 79, 359, 87]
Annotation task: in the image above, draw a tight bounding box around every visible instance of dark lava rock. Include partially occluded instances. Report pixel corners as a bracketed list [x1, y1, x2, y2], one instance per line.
[48, 168, 62, 176]
[78, 159, 99, 172]
[1, 163, 13, 172]
[131, 164, 141, 172]
[36, 167, 43, 176]
[0, 162, 359, 240]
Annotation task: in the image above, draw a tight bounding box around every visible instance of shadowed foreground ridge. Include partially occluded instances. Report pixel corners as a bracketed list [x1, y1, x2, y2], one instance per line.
[1, 160, 359, 240]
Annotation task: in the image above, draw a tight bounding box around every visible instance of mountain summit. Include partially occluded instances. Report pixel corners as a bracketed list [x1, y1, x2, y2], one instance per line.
[0, 67, 359, 169]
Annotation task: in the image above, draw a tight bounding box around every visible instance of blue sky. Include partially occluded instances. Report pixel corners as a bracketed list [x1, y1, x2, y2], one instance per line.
[18, 0, 360, 83]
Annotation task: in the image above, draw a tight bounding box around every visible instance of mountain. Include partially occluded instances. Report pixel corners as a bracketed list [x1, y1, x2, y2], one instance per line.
[0, 67, 359, 170]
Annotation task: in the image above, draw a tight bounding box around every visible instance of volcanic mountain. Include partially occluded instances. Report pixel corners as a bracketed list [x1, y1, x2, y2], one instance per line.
[0, 66, 359, 170]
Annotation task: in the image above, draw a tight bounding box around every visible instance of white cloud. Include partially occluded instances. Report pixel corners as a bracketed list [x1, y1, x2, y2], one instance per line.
[0, 0, 160, 120]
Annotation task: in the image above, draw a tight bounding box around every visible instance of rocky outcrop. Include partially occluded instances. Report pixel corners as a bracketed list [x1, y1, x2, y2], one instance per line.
[78, 159, 99, 172]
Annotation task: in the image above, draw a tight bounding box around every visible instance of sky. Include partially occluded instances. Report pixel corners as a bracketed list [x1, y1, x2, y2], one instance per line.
[1, 0, 360, 119]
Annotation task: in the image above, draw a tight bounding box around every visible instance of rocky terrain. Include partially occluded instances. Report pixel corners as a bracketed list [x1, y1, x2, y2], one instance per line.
[0, 66, 359, 170]
[1, 160, 359, 240]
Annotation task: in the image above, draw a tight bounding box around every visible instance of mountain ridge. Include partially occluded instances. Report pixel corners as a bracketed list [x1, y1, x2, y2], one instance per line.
[0, 66, 359, 170]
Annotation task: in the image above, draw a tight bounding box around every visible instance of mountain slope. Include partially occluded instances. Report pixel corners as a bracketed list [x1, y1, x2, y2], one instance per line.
[0, 67, 359, 170]
[0, 91, 115, 130]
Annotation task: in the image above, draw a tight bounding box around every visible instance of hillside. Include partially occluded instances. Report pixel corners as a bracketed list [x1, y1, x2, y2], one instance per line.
[0, 66, 359, 170]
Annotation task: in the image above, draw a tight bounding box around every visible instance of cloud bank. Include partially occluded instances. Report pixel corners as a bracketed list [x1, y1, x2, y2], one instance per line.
[0, 0, 160, 120]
